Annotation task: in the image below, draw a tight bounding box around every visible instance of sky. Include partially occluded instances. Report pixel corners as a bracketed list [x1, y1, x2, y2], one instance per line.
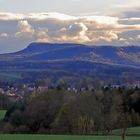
[0, 0, 140, 53]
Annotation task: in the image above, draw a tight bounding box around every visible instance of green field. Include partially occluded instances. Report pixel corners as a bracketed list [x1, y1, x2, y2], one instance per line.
[0, 110, 6, 120]
[112, 127, 140, 136]
[0, 135, 139, 140]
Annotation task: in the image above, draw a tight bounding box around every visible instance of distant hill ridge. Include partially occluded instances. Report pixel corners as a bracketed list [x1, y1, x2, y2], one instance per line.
[0, 43, 140, 67]
[15, 43, 86, 54]
[7, 43, 140, 67]
[0, 43, 139, 83]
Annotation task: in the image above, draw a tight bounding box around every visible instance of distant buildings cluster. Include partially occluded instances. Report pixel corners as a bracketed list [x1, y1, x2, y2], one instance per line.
[0, 83, 48, 100]
[0, 80, 140, 100]
[103, 81, 140, 90]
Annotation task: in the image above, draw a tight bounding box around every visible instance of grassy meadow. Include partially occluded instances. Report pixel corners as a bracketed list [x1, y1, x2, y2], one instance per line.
[0, 135, 139, 140]
[112, 127, 140, 136]
[0, 110, 6, 120]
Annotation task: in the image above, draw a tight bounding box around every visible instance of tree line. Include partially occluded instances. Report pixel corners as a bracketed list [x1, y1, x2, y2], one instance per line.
[0, 87, 140, 135]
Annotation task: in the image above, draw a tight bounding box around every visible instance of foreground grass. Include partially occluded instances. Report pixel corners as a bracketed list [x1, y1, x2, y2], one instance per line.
[0, 110, 6, 120]
[112, 127, 140, 135]
[0, 135, 139, 140]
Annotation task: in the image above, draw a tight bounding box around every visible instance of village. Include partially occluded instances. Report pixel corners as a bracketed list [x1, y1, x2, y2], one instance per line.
[0, 80, 140, 101]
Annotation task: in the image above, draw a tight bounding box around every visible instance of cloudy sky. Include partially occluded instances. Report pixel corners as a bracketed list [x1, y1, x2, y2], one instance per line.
[0, 0, 140, 53]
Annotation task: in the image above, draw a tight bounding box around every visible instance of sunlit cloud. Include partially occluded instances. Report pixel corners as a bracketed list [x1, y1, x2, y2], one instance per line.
[15, 20, 35, 38]
[0, 12, 24, 20]
[0, 11, 139, 53]
[137, 35, 140, 40]
[0, 33, 8, 37]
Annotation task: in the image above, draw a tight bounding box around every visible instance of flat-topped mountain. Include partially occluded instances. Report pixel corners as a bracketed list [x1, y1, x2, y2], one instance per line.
[0, 43, 139, 85]
[1, 43, 140, 67]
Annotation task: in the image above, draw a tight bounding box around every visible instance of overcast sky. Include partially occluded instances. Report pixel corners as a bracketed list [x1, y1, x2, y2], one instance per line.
[0, 0, 140, 53]
[0, 0, 139, 16]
